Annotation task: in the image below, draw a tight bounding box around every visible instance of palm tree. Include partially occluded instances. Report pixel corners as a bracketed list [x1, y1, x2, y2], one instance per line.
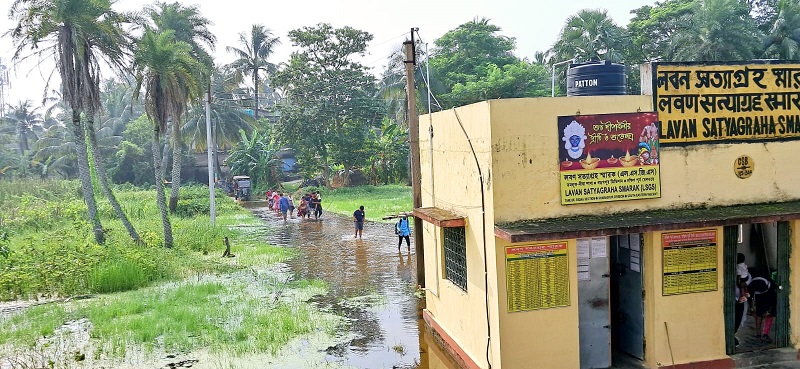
[9, 0, 136, 244]
[146, 2, 215, 212]
[134, 29, 201, 248]
[552, 9, 629, 63]
[183, 67, 255, 176]
[763, 0, 800, 59]
[226, 24, 281, 119]
[3, 100, 42, 153]
[668, 0, 762, 61]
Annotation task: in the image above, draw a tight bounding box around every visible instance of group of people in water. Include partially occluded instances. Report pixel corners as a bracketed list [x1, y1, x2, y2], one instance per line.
[265, 190, 323, 221]
[264, 190, 412, 251]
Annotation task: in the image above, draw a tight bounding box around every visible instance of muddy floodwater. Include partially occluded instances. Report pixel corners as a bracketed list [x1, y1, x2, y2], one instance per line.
[249, 205, 458, 369]
[1, 205, 460, 369]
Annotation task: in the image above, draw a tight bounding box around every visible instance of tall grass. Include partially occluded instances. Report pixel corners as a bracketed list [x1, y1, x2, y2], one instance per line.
[0, 180, 270, 301]
[0, 179, 339, 363]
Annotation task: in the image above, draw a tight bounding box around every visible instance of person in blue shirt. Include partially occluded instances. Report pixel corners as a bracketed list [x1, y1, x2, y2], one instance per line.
[396, 216, 411, 251]
[278, 193, 290, 221]
[353, 205, 365, 238]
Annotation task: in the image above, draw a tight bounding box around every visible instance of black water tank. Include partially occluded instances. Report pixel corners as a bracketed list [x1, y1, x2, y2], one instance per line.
[566, 60, 627, 96]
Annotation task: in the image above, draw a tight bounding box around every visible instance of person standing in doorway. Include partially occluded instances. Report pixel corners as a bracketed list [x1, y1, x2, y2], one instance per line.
[396, 215, 411, 251]
[734, 253, 751, 347]
[353, 205, 365, 239]
[751, 275, 778, 342]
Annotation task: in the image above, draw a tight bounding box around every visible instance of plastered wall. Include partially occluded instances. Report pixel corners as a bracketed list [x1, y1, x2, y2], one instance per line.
[419, 102, 502, 368]
[494, 237, 580, 369]
[486, 96, 800, 223]
[642, 228, 727, 367]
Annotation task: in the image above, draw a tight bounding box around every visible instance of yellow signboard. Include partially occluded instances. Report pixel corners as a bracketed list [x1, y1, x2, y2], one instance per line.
[561, 167, 660, 204]
[654, 62, 800, 143]
[506, 243, 570, 312]
[662, 229, 718, 296]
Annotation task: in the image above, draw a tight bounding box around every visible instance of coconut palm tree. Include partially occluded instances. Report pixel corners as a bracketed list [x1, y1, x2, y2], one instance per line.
[763, 0, 800, 59]
[3, 100, 42, 153]
[552, 9, 629, 63]
[183, 67, 255, 176]
[9, 0, 138, 244]
[134, 29, 201, 248]
[146, 2, 215, 212]
[668, 0, 762, 61]
[226, 24, 281, 119]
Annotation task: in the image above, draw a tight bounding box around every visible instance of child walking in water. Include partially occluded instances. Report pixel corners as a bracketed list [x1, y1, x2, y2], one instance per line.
[396, 216, 411, 251]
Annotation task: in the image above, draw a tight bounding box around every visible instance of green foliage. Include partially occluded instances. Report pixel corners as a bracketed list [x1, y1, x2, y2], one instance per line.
[226, 24, 281, 118]
[0, 225, 9, 258]
[365, 120, 409, 185]
[0, 180, 251, 301]
[0, 180, 339, 359]
[427, 18, 551, 108]
[762, 0, 800, 59]
[224, 128, 281, 189]
[553, 9, 628, 64]
[668, 0, 763, 61]
[273, 23, 385, 180]
[447, 62, 550, 105]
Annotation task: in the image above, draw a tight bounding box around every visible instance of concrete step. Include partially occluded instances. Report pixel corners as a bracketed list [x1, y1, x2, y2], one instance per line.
[733, 347, 798, 368]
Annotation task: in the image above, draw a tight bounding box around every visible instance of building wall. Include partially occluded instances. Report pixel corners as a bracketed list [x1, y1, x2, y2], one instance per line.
[642, 228, 727, 367]
[790, 220, 800, 349]
[494, 237, 580, 369]
[419, 102, 502, 368]
[419, 95, 800, 368]
[487, 96, 800, 223]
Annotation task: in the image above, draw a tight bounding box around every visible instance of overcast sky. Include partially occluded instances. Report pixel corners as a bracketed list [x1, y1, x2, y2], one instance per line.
[0, 0, 656, 107]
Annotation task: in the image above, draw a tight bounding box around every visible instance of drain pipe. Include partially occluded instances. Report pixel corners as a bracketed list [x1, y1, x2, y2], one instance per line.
[452, 108, 492, 368]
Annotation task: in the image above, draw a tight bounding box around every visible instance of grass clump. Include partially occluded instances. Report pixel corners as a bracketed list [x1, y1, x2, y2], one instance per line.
[88, 260, 150, 293]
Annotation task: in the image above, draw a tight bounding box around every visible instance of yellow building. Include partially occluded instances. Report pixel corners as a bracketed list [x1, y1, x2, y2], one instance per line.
[414, 61, 800, 369]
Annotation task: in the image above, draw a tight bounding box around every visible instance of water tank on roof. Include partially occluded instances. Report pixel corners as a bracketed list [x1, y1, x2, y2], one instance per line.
[566, 60, 627, 96]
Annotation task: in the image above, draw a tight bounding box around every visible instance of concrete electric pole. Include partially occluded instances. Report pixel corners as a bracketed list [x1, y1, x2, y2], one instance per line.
[404, 29, 425, 287]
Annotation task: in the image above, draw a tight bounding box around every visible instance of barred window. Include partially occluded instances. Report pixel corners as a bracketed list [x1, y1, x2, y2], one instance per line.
[444, 226, 467, 291]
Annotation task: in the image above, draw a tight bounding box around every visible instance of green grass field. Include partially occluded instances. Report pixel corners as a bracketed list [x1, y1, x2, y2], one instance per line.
[302, 184, 412, 222]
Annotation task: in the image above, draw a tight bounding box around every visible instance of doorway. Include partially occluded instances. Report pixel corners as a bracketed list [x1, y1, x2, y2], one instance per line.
[724, 222, 790, 354]
[578, 234, 645, 369]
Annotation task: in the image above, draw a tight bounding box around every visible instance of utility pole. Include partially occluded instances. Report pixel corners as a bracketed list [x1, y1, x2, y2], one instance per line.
[206, 80, 216, 224]
[404, 28, 425, 287]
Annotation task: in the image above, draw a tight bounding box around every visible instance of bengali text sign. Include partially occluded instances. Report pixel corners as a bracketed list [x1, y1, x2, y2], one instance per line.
[662, 229, 718, 296]
[654, 62, 800, 143]
[506, 243, 570, 312]
[559, 112, 661, 205]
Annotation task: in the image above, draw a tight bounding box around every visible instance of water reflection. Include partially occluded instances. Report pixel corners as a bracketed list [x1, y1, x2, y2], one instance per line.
[252, 208, 424, 368]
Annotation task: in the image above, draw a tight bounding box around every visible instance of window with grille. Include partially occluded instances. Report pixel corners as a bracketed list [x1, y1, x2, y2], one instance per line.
[443, 226, 467, 291]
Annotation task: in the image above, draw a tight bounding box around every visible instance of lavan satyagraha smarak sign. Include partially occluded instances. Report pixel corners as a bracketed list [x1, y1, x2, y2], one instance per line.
[558, 112, 661, 205]
[653, 61, 800, 144]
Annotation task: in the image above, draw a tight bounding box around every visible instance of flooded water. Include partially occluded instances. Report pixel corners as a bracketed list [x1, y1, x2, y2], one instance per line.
[249, 206, 458, 369]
